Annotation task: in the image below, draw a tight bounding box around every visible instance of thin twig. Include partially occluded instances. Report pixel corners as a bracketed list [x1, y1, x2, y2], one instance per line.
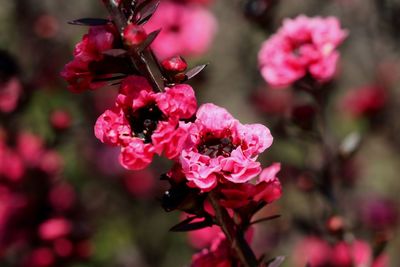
[101, 0, 165, 92]
[208, 191, 259, 267]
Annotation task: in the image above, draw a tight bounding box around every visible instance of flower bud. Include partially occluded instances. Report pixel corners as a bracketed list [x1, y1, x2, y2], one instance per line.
[123, 24, 147, 46]
[326, 215, 344, 233]
[50, 109, 71, 131]
[161, 56, 188, 73]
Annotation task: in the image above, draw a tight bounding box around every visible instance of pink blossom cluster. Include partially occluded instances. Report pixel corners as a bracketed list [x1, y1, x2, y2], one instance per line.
[258, 15, 348, 87]
[0, 132, 62, 180]
[61, 25, 120, 93]
[180, 103, 273, 190]
[294, 237, 388, 267]
[63, 3, 282, 266]
[95, 75, 197, 170]
[144, 1, 217, 59]
[190, 223, 255, 267]
[0, 131, 91, 267]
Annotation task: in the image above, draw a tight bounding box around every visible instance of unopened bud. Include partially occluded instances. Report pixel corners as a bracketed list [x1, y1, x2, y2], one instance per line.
[326, 215, 344, 233]
[161, 56, 188, 73]
[123, 24, 147, 46]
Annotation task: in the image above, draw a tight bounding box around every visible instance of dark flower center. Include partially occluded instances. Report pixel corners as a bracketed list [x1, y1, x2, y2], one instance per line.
[126, 103, 165, 143]
[198, 133, 236, 158]
[168, 24, 181, 33]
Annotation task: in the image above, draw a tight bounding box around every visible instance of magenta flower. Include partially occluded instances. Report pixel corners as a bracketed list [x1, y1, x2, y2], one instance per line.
[0, 78, 22, 113]
[61, 25, 118, 93]
[0, 138, 25, 181]
[191, 228, 253, 267]
[258, 15, 348, 87]
[179, 103, 273, 191]
[341, 85, 387, 118]
[191, 233, 231, 267]
[293, 237, 389, 267]
[144, 1, 217, 59]
[95, 75, 197, 170]
[219, 163, 282, 209]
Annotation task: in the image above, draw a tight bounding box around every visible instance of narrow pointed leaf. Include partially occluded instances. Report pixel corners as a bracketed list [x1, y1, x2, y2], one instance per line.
[169, 216, 197, 231]
[185, 64, 208, 80]
[92, 75, 127, 83]
[169, 217, 213, 232]
[267, 256, 285, 267]
[250, 215, 281, 225]
[136, 0, 160, 25]
[68, 18, 111, 26]
[137, 29, 161, 52]
[103, 49, 128, 57]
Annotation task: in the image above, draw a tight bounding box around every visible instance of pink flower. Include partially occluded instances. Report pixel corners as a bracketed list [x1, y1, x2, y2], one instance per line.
[144, 1, 217, 59]
[191, 233, 231, 267]
[38, 218, 71, 241]
[341, 85, 387, 118]
[0, 78, 22, 113]
[0, 139, 25, 181]
[95, 75, 197, 170]
[17, 132, 45, 167]
[191, 228, 253, 267]
[123, 169, 156, 199]
[50, 109, 72, 130]
[61, 25, 118, 93]
[186, 215, 221, 249]
[294, 237, 389, 267]
[258, 15, 347, 87]
[180, 103, 273, 191]
[219, 163, 282, 209]
[293, 237, 331, 267]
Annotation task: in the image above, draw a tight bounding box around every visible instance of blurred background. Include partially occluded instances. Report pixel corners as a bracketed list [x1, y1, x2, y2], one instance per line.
[0, 0, 399, 266]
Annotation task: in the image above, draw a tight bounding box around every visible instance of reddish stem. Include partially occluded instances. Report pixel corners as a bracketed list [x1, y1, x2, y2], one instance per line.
[101, 0, 165, 92]
[208, 191, 259, 267]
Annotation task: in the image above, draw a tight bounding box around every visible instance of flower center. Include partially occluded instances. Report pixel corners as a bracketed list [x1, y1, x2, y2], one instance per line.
[197, 134, 236, 158]
[126, 103, 165, 143]
[168, 24, 180, 33]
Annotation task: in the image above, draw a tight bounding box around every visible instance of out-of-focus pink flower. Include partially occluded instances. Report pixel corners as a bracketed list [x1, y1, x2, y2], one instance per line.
[258, 15, 347, 87]
[358, 197, 398, 231]
[180, 103, 273, 191]
[50, 110, 72, 130]
[34, 14, 59, 39]
[53, 238, 73, 258]
[293, 237, 331, 267]
[38, 218, 71, 241]
[61, 25, 118, 93]
[95, 75, 197, 170]
[49, 183, 76, 211]
[341, 85, 387, 118]
[0, 78, 22, 113]
[17, 132, 45, 167]
[25, 247, 55, 267]
[251, 87, 293, 115]
[144, 1, 217, 59]
[40, 150, 63, 174]
[0, 186, 26, 238]
[0, 139, 25, 181]
[123, 169, 156, 199]
[293, 237, 389, 267]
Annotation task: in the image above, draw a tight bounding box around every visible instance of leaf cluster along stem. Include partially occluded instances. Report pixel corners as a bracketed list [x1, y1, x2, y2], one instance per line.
[208, 191, 259, 267]
[101, 0, 165, 92]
